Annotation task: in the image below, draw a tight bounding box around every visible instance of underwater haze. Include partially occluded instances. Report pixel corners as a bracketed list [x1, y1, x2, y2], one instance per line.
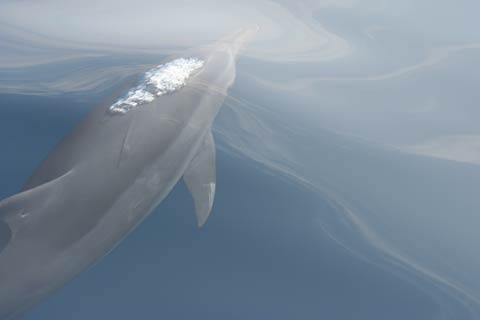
[1, 0, 480, 319]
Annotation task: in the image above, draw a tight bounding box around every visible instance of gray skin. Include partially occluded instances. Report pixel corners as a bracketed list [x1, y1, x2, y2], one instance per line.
[0, 27, 257, 319]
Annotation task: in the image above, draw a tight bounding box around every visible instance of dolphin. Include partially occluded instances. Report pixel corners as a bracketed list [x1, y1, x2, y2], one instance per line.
[0, 27, 258, 319]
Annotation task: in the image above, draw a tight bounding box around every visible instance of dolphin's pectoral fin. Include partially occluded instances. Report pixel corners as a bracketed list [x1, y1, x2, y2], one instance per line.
[0, 220, 12, 254]
[0, 169, 74, 230]
[183, 130, 216, 227]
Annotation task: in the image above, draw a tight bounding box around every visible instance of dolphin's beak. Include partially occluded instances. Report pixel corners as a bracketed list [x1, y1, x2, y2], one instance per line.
[219, 25, 259, 56]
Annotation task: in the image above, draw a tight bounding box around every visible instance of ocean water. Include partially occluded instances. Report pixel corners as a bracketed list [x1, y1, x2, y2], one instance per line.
[0, 93, 437, 319]
[1, 0, 480, 319]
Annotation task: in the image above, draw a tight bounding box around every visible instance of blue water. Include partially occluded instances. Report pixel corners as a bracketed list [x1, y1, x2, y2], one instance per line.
[0, 93, 442, 319]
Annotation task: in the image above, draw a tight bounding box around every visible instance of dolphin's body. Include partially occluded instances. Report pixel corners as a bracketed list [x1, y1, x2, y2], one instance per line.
[0, 28, 257, 318]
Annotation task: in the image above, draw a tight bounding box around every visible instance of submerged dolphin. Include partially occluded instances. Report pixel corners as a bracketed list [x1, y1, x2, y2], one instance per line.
[0, 27, 257, 318]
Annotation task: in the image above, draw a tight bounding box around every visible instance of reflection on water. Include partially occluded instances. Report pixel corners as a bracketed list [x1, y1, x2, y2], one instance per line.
[1, 0, 480, 319]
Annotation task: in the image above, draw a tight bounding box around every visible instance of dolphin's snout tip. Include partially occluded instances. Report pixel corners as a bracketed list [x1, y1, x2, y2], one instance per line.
[242, 24, 260, 34]
[223, 25, 259, 56]
[238, 25, 260, 39]
[251, 24, 261, 33]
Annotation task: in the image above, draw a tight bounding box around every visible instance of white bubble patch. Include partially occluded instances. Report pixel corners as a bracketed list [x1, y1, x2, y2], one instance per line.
[109, 57, 204, 114]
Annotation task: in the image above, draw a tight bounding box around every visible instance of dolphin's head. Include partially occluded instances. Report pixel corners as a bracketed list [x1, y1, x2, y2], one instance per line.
[177, 25, 259, 63]
[178, 26, 258, 96]
[218, 25, 259, 57]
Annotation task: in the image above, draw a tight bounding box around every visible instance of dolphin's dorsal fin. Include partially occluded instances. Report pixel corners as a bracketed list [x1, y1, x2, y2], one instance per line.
[183, 130, 216, 227]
